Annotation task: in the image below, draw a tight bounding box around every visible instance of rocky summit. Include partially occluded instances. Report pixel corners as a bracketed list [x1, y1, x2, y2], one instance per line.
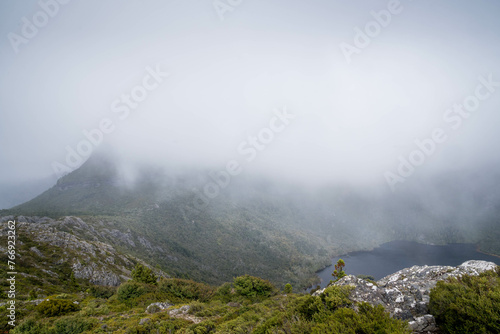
[314, 260, 498, 333]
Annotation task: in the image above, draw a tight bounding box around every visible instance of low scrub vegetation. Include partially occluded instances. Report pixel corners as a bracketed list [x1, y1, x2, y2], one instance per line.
[9, 275, 410, 334]
[35, 299, 79, 317]
[429, 267, 500, 334]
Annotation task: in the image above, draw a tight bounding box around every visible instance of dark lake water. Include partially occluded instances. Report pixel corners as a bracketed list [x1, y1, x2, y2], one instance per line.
[314, 241, 499, 289]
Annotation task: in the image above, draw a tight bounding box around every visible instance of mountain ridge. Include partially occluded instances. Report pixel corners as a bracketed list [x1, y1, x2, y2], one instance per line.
[3, 153, 500, 288]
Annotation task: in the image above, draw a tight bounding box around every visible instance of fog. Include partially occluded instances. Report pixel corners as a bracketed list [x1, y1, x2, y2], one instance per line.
[1, 0, 500, 197]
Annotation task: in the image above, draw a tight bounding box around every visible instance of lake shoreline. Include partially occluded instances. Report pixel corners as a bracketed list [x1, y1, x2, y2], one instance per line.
[311, 241, 500, 290]
[476, 245, 500, 260]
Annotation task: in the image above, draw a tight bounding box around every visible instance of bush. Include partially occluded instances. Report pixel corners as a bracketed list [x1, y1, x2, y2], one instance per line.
[321, 285, 353, 311]
[310, 303, 410, 333]
[215, 282, 232, 301]
[53, 316, 95, 334]
[117, 281, 149, 303]
[188, 301, 205, 315]
[233, 275, 275, 298]
[131, 263, 158, 285]
[158, 278, 215, 302]
[28, 289, 38, 300]
[81, 299, 110, 316]
[429, 268, 500, 334]
[35, 299, 78, 317]
[284, 283, 293, 294]
[294, 295, 324, 320]
[89, 285, 116, 299]
[11, 318, 50, 334]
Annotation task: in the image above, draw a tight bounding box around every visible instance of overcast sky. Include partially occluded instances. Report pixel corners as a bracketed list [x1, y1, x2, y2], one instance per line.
[1, 0, 500, 188]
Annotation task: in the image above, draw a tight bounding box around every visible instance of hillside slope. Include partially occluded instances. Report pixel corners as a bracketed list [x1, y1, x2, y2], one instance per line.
[3, 154, 500, 288]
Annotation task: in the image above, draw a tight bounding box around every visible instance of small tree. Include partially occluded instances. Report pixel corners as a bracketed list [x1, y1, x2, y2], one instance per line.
[284, 283, 293, 294]
[332, 259, 346, 282]
[131, 263, 158, 285]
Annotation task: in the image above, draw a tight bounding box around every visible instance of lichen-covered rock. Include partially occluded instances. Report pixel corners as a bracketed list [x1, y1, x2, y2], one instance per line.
[314, 260, 498, 333]
[168, 305, 204, 324]
[146, 301, 173, 313]
[408, 314, 437, 333]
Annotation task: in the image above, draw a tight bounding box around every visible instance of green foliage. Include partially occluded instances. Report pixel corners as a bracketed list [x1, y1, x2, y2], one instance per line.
[52, 316, 95, 334]
[429, 268, 500, 334]
[189, 320, 216, 334]
[81, 299, 111, 316]
[16, 275, 410, 334]
[88, 285, 116, 299]
[117, 281, 149, 303]
[158, 318, 190, 333]
[11, 318, 50, 334]
[69, 272, 78, 288]
[35, 299, 78, 317]
[295, 295, 324, 320]
[233, 275, 276, 298]
[131, 263, 158, 285]
[28, 289, 38, 300]
[284, 283, 293, 294]
[294, 286, 352, 321]
[321, 285, 353, 311]
[332, 258, 346, 282]
[215, 282, 232, 301]
[310, 303, 410, 333]
[158, 278, 215, 303]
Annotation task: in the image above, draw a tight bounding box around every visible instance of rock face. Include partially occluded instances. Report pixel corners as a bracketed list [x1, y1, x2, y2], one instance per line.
[314, 260, 498, 333]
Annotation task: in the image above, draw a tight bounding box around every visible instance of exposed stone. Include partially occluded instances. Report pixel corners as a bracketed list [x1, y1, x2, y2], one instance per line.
[29, 246, 44, 258]
[168, 305, 204, 324]
[103, 228, 136, 247]
[408, 314, 437, 333]
[27, 299, 47, 306]
[137, 235, 153, 249]
[72, 259, 121, 286]
[146, 301, 173, 313]
[139, 318, 150, 325]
